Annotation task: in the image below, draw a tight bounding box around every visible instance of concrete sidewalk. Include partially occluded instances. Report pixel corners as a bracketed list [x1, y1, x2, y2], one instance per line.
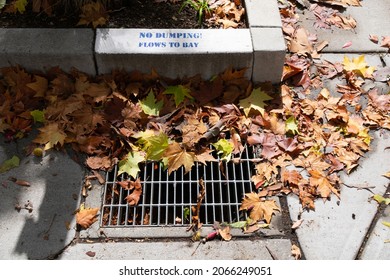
[0, 0, 389, 260]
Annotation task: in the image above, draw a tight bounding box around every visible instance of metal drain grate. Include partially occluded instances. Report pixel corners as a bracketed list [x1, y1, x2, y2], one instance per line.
[101, 145, 257, 228]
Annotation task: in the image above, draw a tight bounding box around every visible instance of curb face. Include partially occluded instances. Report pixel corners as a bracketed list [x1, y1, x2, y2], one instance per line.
[0, 1, 285, 83]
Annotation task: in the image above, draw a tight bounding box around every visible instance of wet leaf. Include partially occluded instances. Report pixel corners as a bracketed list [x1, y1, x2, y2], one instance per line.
[0, 156, 20, 173]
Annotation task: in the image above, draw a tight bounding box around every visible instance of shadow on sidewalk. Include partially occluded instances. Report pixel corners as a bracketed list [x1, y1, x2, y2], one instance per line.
[0, 134, 85, 259]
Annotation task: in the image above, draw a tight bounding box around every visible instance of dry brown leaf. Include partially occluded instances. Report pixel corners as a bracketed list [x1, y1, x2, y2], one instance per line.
[163, 142, 195, 174]
[76, 207, 99, 229]
[381, 36, 390, 48]
[218, 226, 232, 241]
[291, 244, 301, 260]
[291, 219, 304, 229]
[239, 193, 280, 223]
[124, 178, 143, 206]
[309, 169, 340, 199]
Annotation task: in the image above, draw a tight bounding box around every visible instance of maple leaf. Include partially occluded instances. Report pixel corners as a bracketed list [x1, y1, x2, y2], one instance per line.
[195, 148, 217, 165]
[218, 226, 232, 241]
[285, 116, 299, 135]
[239, 193, 280, 223]
[144, 132, 170, 161]
[86, 156, 112, 170]
[239, 88, 273, 117]
[76, 206, 99, 229]
[27, 75, 48, 98]
[33, 123, 67, 150]
[139, 89, 163, 116]
[77, 2, 109, 28]
[163, 142, 195, 174]
[118, 151, 145, 179]
[343, 55, 375, 78]
[123, 178, 143, 206]
[309, 169, 340, 199]
[281, 169, 302, 186]
[212, 138, 234, 161]
[163, 85, 193, 107]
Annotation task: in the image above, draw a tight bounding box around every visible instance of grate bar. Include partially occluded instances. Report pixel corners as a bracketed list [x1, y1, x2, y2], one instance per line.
[101, 145, 257, 227]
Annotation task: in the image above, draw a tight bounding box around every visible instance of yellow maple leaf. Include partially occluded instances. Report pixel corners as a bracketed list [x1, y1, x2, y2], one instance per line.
[163, 142, 195, 175]
[33, 123, 67, 150]
[342, 55, 375, 78]
[239, 88, 273, 116]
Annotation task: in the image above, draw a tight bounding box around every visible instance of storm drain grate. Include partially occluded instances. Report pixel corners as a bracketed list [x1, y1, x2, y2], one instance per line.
[101, 145, 257, 227]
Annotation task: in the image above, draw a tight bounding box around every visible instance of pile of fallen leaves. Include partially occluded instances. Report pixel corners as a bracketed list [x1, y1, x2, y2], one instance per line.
[1, 0, 389, 240]
[0, 0, 246, 29]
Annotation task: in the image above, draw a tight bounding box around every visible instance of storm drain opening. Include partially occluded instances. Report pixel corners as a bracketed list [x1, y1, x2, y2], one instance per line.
[100, 145, 258, 228]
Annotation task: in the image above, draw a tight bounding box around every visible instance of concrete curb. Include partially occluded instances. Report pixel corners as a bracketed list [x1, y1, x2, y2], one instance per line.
[0, 0, 286, 83]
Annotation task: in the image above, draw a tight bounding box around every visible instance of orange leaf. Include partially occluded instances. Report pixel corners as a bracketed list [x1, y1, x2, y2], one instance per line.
[309, 170, 340, 199]
[239, 193, 280, 223]
[76, 207, 99, 229]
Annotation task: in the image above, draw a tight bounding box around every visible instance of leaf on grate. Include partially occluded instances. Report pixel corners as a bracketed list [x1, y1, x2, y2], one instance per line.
[239, 193, 280, 224]
[124, 178, 143, 206]
[76, 207, 99, 229]
[212, 138, 234, 161]
[163, 142, 195, 175]
[118, 151, 145, 179]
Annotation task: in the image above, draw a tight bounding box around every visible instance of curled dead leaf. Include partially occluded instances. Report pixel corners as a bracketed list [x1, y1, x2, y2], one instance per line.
[76, 207, 99, 229]
[291, 244, 301, 260]
[218, 226, 232, 241]
[291, 219, 304, 230]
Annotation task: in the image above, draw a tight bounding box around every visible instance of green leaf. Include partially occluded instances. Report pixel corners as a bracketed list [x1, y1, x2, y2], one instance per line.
[230, 221, 248, 228]
[239, 87, 273, 117]
[373, 194, 390, 205]
[118, 151, 145, 179]
[212, 139, 234, 161]
[139, 90, 163, 116]
[134, 130, 169, 161]
[183, 207, 190, 221]
[163, 85, 193, 107]
[286, 116, 299, 135]
[0, 156, 20, 173]
[382, 221, 390, 228]
[30, 110, 45, 123]
[15, 0, 28, 13]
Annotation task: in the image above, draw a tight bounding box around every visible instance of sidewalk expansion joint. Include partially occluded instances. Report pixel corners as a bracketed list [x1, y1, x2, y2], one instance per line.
[355, 183, 390, 260]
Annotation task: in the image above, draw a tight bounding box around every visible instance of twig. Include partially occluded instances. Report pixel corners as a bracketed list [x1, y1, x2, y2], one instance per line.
[265, 245, 279, 260]
[342, 183, 375, 194]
